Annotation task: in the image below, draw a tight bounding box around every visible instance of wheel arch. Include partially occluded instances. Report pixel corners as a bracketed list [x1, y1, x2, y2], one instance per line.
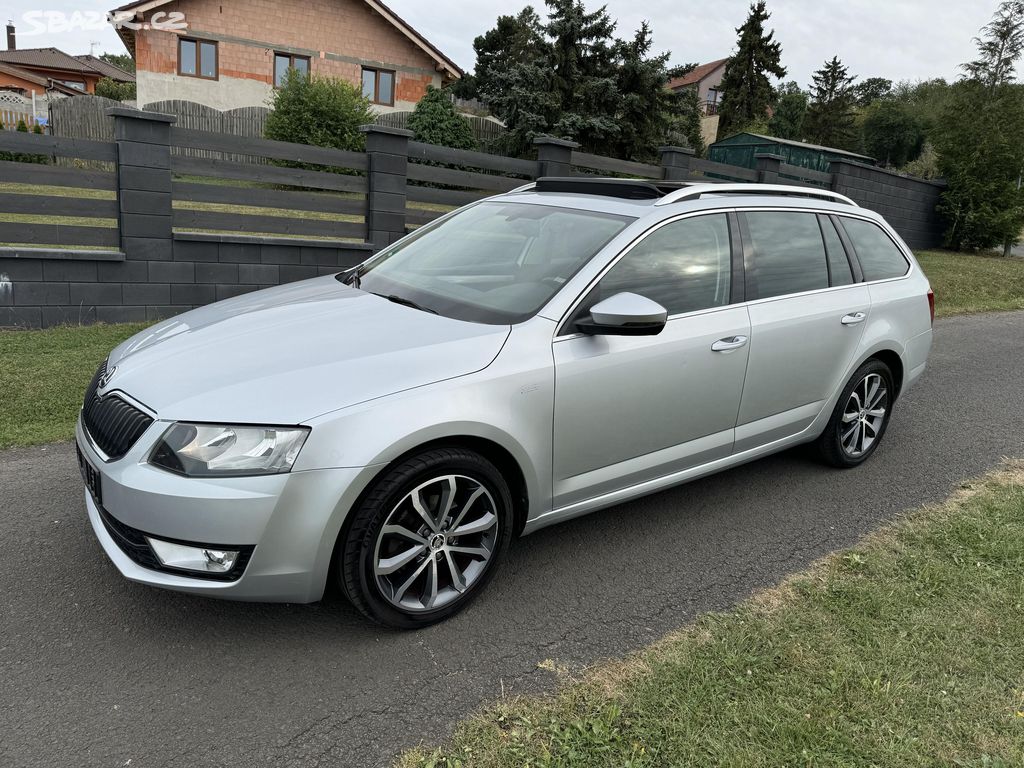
[867, 349, 904, 400]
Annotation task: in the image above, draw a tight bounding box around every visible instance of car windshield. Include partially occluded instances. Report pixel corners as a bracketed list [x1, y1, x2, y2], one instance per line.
[341, 202, 635, 324]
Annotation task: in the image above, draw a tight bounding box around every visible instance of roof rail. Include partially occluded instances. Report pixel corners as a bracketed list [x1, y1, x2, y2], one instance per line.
[654, 183, 858, 208]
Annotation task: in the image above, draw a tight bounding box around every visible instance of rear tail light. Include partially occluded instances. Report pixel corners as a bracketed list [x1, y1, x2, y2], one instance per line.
[927, 289, 935, 326]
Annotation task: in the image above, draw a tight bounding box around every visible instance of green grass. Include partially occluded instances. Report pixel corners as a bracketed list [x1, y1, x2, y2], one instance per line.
[917, 250, 1024, 317]
[0, 323, 149, 449]
[400, 465, 1024, 768]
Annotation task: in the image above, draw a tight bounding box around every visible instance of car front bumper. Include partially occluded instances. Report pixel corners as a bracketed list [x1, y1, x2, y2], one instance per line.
[76, 416, 375, 603]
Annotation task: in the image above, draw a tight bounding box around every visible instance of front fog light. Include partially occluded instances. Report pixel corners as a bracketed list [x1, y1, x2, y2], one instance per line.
[147, 537, 240, 574]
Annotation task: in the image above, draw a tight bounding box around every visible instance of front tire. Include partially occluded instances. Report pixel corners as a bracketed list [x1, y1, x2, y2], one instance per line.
[338, 448, 514, 629]
[817, 359, 894, 468]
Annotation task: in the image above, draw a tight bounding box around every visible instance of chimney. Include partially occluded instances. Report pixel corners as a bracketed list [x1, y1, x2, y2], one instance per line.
[6, 21, 14, 51]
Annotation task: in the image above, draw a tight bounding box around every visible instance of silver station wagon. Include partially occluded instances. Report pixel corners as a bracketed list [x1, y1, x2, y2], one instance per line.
[76, 179, 934, 628]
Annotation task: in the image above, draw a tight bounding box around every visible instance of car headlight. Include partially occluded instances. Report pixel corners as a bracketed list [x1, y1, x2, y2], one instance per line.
[149, 423, 310, 477]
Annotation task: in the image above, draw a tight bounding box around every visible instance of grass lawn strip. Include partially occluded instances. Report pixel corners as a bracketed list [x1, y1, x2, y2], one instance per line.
[400, 463, 1024, 767]
[0, 323, 148, 450]
[916, 250, 1024, 317]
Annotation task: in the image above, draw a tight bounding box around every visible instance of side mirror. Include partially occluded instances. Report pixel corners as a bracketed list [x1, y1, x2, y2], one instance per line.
[575, 292, 668, 336]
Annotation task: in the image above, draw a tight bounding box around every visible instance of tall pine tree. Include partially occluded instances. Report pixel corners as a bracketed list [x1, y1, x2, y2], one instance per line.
[470, 8, 548, 102]
[716, 1, 786, 140]
[546, 0, 620, 151]
[804, 56, 858, 149]
[609, 22, 673, 160]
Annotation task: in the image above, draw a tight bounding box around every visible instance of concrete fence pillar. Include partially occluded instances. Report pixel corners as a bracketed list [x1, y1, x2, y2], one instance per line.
[828, 159, 860, 200]
[755, 153, 783, 185]
[108, 107, 176, 260]
[360, 124, 411, 248]
[659, 145, 696, 181]
[533, 136, 578, 177]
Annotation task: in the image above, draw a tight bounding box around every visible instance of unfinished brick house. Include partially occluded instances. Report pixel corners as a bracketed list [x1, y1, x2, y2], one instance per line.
[110, 0, 463, 111]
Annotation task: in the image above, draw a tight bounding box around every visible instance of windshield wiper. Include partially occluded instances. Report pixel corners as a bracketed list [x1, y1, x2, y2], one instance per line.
[373, 292, 438, 315]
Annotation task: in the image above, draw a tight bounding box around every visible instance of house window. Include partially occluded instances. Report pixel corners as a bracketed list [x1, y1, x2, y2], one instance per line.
[179, 38, 218, 80]
[57, 80, 86, 91]
[274, 53, 310, 88]
[361, 67, 395, 106]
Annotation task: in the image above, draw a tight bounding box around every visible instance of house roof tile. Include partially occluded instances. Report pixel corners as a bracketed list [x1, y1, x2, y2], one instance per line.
[667, 58, 729, 90]
[75, 54, 136, 82]
[0, 47, 100, 75]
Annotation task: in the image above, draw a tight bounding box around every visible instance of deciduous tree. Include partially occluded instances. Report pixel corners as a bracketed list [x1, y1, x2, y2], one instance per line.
[862, 100, 924, 167]
[264, 69, 373, 152]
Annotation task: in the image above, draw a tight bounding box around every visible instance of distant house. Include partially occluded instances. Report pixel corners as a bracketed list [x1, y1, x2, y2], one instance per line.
[0, 23, 135, 98]
[109, 0, 463, 112]
[668, 58, 728, 117]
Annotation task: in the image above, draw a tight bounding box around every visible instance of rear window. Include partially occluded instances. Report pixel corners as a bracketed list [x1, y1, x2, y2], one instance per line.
[841, 218, 910, 281]
[745, 212, 829, 300]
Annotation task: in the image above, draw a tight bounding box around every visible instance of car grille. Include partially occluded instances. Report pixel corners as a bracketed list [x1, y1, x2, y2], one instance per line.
[97, 505, 255, 583]
[82, 361, 153, 461]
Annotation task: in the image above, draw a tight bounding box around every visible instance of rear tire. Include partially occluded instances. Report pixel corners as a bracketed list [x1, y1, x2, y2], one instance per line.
[338, 448, 513, 629]
[817, 359, 894, 469]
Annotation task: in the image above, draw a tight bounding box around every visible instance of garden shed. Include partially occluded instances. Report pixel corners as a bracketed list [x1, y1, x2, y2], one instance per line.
[708, 133, 875, 173]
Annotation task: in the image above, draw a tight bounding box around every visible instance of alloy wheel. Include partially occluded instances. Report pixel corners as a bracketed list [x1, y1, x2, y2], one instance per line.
[372, 475, 499, 613]
[840, 372, 888, 458]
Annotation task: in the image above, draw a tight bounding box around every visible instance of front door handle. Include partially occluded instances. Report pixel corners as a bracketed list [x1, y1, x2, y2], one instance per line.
[711, 336, 749, 352]
[841, 312, 867, 326]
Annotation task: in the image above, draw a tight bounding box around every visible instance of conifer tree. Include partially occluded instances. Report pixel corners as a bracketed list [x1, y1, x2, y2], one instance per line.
[804, 56, 858, 150]
[716, 1, 786, 139]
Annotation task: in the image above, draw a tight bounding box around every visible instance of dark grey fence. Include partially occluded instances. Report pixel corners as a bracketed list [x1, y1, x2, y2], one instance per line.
[0, 109, 947, 328]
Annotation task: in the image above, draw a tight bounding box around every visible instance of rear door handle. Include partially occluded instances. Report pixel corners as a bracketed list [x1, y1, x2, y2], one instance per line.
[711, 336, 749, 352]
[841, 312, 867, 326]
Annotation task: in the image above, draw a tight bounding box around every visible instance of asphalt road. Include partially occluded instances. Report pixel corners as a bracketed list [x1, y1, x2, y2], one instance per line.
[2, 311, 1023, 768]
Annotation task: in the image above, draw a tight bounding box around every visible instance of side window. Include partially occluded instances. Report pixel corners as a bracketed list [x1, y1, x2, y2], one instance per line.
[841, 218, 910, 281]
[745, 212, 829, 299]
[590, 214, 732, 316]
[820, 216, 854, 286]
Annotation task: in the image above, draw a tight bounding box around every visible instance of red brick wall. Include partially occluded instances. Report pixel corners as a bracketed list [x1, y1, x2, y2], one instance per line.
[135, 0, 449, 102]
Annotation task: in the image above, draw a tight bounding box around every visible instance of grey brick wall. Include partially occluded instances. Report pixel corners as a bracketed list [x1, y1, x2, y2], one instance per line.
[0, 237, 372, 328]
[830, 160, 946, 250]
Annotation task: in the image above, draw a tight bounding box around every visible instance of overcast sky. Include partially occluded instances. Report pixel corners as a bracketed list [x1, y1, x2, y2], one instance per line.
[7, 0, 997, 87]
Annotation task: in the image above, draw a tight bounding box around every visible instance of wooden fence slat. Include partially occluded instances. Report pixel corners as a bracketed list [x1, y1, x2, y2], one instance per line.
[173, 182, 365, 216]
[571, 151, 662, 179]
[407, 141, 537, 176]
[170, 128, 368, 171]
[0, 222, 119, 247]
[171, 157, 367, 194]
[778, 162, 833, 185]
[406, 186, 486, 207]
[0, 132, 116, 161]
[48, 95, 120, 141]
[405, 208, 445, 226]
[173, 209, 365, 239]
[406, 163, 523, 192]
[0, 193, 117, 218]
[0, 160, 117, 190]
[689, 158, 759, 182]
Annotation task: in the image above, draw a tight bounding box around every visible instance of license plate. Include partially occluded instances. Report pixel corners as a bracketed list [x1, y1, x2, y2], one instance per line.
[76, 443, 103, 507]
